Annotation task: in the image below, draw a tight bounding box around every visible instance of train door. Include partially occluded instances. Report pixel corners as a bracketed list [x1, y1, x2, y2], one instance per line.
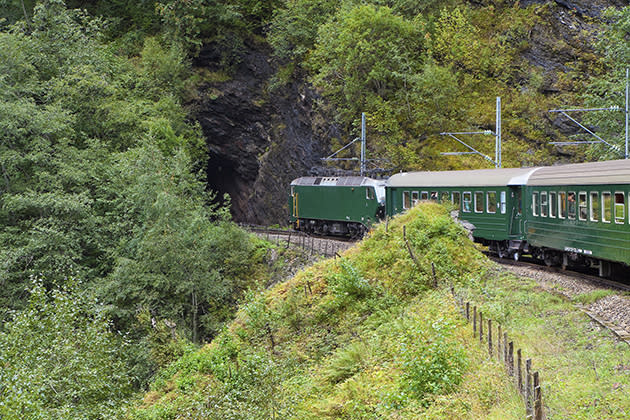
[509, 186, 523, 236]
[292, 190, 299, 228]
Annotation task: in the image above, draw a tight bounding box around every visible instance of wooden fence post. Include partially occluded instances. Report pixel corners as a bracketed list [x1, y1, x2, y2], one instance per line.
[497, 324, 502, 361]
[517, 349, 523, 394]
[488, 319, 492, 356]
[479, 311, 484, 342]
[508, 342, 514, 377]
[534, 372, 542, 420]
[473, 306, 477, 335]
[466, 302, 470, 321]
[504, 332, 508, 364]
[526, 359, 532, 417]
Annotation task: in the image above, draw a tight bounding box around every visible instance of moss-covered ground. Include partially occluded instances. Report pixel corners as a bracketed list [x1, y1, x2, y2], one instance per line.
[129, 203, 630, 419]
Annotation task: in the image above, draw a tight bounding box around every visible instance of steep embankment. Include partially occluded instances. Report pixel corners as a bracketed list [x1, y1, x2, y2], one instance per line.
[129, 204, 525, 419]
[131, 203, 630, 420]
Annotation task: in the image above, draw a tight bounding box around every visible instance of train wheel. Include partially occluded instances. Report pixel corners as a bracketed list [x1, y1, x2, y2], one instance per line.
[495, 241, 508, 259]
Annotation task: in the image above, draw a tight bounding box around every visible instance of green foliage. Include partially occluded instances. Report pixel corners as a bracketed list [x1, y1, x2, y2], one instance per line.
[327, 258, 373, 303]
[399, 317, 467, 406]
[102, 144, 257, 343]
[0, 279, 133, 419]
[583, 6, 630, 160]
[270, 1, 581, 170]
[573, 289, 615, 306]
[268, 0, 339, 61]
[309, 4, 424, 122]
[323, 341, 372, 384]
[0, 0, 265, 396]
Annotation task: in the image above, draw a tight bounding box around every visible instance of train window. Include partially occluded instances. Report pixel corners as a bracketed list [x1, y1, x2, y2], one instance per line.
[452, 192, 461, 207]
[421, 191, 428, 200]
[615, 192, 625, 224]
[474, 192, 484, 213]
[541, 192, 548, 217]
[487, 192, 497, 213]
[559, 192, 567, 219]
[411, 191, 419, 206]
[578, 192, 587, 221]
[549, 192, 557, 218]
[500, 191, 507, 214]
[463, 192, 472, 212]
[430, 191, 438, 200]
[403, 191, 411, 210]
[568, 191, 576, 219]
[366, 187, 375, 200]
[440, 191, 449, 202]
[590, 192, 599, 222]
[602, 192, 612, 223]
[532, 192, 539, 216]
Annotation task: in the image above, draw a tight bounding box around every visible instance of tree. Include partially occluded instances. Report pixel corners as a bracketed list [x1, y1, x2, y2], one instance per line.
[583, 6, 630, 160]
[102, 144, 258, 343]
[0, 280, 132, 419]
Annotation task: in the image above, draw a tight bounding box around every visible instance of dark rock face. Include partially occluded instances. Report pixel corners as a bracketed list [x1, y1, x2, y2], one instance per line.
[516, 0, 627, 139]
[192, 41, 330, 225]
[519, 0, 624, 90]
[192, 1, 628, 225]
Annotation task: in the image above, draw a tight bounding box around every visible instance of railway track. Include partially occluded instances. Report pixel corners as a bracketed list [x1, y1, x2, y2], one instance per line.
[487, 253, 630, 292]
[489, 253, 630, 345]
[241, 225, 356, 257]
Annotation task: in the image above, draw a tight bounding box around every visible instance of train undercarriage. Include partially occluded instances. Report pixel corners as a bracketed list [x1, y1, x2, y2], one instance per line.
[294, 218, 368, 239]
[483, 239, 628, 279]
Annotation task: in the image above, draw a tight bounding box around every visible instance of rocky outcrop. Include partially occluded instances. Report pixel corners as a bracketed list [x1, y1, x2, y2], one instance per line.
[192, 1, 628, 226]
[192, 40, 331, 225]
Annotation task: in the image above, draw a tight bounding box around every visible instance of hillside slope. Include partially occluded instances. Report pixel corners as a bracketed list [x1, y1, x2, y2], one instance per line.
[131, 203, 630, 420]
[130, 204, 524, 419]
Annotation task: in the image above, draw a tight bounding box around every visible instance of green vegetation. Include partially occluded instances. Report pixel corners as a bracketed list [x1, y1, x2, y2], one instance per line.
[270, 0, 597, 169]
[584, 6, 630, 160]
[130, 204, 527, 419]
[132, 203, 630, 419]
[458, 269, 630, 419]
[0, 0, 282, 413]
[0, 280, 133, 419]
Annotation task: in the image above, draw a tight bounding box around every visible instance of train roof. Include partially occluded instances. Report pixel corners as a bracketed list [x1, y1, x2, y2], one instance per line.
[527, 159, 630, 186]
[387, 167, 539, 187]
[291, 176, 385, 187]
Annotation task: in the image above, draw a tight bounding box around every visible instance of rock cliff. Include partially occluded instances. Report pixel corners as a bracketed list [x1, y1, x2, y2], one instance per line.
[192, 0, 627, 225]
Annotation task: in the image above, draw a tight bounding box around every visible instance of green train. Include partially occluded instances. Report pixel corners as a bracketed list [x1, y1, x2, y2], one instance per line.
[290, 159, 630, 276]
[289, 176, 385, 237]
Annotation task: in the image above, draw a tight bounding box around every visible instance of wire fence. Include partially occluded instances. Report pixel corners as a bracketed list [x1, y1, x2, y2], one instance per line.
[242, 224, 354, 257]
[450, 286, 545, 420]
[249, 223, 546, 419]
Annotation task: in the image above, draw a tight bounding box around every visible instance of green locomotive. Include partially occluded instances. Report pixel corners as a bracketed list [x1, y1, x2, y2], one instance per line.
[289, 176, 385, 237]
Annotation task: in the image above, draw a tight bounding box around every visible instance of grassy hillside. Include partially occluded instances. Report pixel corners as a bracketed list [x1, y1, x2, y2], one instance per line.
[130, 204, 523, 419]
[131, 202, 630, 419]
